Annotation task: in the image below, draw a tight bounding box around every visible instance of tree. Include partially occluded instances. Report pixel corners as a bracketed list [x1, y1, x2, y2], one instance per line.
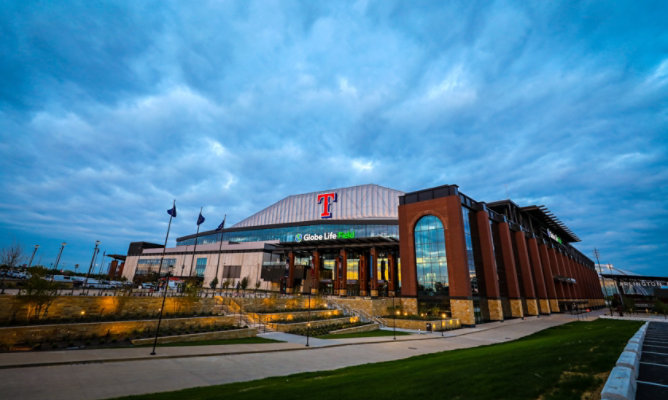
[240, 276, 249, 291]
[1, 242, 24, 268]
[210, 277, 219, 290]
[15, 268, 59, 321]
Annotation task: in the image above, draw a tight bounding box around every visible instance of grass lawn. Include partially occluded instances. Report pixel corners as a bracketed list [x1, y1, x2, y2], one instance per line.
[134, 337, 281, 347]
[114, 319, 641, 400]
[317, 329, 412, 339]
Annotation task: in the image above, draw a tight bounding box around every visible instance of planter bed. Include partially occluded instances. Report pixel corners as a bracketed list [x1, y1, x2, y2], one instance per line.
[131, 327, 257, 345]
[249, 310, 342, 324]
[268, 317, 356, 332]
[328, 323, 379, 335]
[0, 315, 238, 351]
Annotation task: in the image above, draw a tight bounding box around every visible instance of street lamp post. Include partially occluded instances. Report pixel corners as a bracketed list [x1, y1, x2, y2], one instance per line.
[441, 313, 446, 337]
[28, 245, 39, 268]
[53, 242, 67, 274]
[83, 241, 100, 295]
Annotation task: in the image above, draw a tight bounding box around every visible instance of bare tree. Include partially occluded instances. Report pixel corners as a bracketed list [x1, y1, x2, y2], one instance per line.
[1, 242, 24, 268]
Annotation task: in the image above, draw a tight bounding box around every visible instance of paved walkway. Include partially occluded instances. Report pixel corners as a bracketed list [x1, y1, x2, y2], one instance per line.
[0, 311, 602, 400]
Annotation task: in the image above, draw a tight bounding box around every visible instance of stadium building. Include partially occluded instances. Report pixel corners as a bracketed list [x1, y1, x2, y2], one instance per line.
[123, 184, 604, 325]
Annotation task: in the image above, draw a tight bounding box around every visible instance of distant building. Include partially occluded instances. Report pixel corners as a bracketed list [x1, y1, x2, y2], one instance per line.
[124, 184, 604, 325]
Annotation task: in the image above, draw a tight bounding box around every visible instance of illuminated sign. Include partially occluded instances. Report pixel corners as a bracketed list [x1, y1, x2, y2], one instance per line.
[547, 229, 563, 244]
[294, 230, 355, 242]
[317, 192, 337, 218]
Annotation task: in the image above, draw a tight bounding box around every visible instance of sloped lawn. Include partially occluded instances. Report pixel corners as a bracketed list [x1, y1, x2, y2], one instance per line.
[115, 319, 641, 400]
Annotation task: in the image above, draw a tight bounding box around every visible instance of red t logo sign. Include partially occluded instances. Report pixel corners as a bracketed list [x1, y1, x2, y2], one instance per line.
[317, 193, 337, 218]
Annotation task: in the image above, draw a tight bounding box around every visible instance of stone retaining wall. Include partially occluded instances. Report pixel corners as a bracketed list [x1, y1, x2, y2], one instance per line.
[227, 296, 329, 312]
[0, 315, 237, 350]
[0, 294, 222, 324]
[379, 317, 461, 331]
[328, 297, 418, 317]
[131, 327, 257, 345]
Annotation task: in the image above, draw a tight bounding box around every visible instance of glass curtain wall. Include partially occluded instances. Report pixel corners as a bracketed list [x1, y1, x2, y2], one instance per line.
[177, 224, 399, 246]
[414, 215, 449, 296]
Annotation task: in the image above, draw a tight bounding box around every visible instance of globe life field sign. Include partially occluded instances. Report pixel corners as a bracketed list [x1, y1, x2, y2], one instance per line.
[295, 230, 355, 242]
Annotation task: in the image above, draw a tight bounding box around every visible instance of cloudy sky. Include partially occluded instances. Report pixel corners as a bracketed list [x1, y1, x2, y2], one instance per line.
[1, 1, 666, 276]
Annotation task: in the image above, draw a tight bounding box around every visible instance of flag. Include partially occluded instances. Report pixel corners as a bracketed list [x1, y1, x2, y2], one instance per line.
[197, 212, 205, 226]
[216, 214, 227, 231]
[167, 202, 177, 217]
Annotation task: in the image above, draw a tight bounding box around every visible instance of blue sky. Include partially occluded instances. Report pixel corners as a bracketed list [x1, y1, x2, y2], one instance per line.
[1, 1, 666, 276]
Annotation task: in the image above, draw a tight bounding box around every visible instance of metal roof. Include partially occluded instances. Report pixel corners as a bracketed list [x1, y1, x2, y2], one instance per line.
[520, 205, 580, 243]
[232, 184, 404, 228]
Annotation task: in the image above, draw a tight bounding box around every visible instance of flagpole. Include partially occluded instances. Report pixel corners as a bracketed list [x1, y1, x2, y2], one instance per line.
[151, 200, 176, 356]
[188, 206, 203, 277]
[214, 214, 226, 293]
[155, 201, 175, 280]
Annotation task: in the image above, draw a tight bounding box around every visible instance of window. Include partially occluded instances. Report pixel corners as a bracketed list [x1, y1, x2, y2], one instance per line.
[223, 265, 242, 279]
[195, 258, 207, 277]
[414, 215, 448, 295]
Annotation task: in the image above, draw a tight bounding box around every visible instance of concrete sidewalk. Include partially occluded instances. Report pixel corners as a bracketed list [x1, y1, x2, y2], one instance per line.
[0, 311, 602, 400]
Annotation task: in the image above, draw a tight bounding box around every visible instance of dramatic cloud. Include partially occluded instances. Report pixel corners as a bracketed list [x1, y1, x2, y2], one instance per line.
[1, 1, 666, 275]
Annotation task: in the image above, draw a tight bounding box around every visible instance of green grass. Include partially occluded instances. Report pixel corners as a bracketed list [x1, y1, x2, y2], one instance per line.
[134, 337, 281, 347]
[114, 319, 641, 400]
[317, 329, 412, 339]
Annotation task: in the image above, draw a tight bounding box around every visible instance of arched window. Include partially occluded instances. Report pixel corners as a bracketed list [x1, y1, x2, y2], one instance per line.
[414, 215, 448, 295]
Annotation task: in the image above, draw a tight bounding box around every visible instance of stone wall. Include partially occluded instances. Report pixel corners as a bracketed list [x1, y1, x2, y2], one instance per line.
[0, 294, 222, 324]
[327, 297, 418, 317]
[0, 315, 237, 350]
[229, 296, 329, 311]
[379, 317, 460, 331]
[245, 309, 341, 324]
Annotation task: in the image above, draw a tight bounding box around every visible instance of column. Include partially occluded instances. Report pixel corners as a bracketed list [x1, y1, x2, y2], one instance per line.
[498, 221, 523, 318]
[528, 237, 550, 314]
[539, 242, 560, 312]
[359, 252, 368, 296]
[388, 252, 397, 297]
[567, 256, 577, 300]
[287, 251, 295, 293]
[333, 252, 339, 293]
[445, 196, 475, 326]
[339, 248, 347, 296]
[547, 246, 565, 302]
[311, 250, 320, 295]
[476, 209, 503, 321]
[572, 258, 584, 301]
[370, 247, 379, 297]
[514, 231, 538, 316]
[556, 251, 573, 301]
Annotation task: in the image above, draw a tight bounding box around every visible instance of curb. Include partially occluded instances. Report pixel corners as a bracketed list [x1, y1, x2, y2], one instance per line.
[601, 321, 648, 400]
